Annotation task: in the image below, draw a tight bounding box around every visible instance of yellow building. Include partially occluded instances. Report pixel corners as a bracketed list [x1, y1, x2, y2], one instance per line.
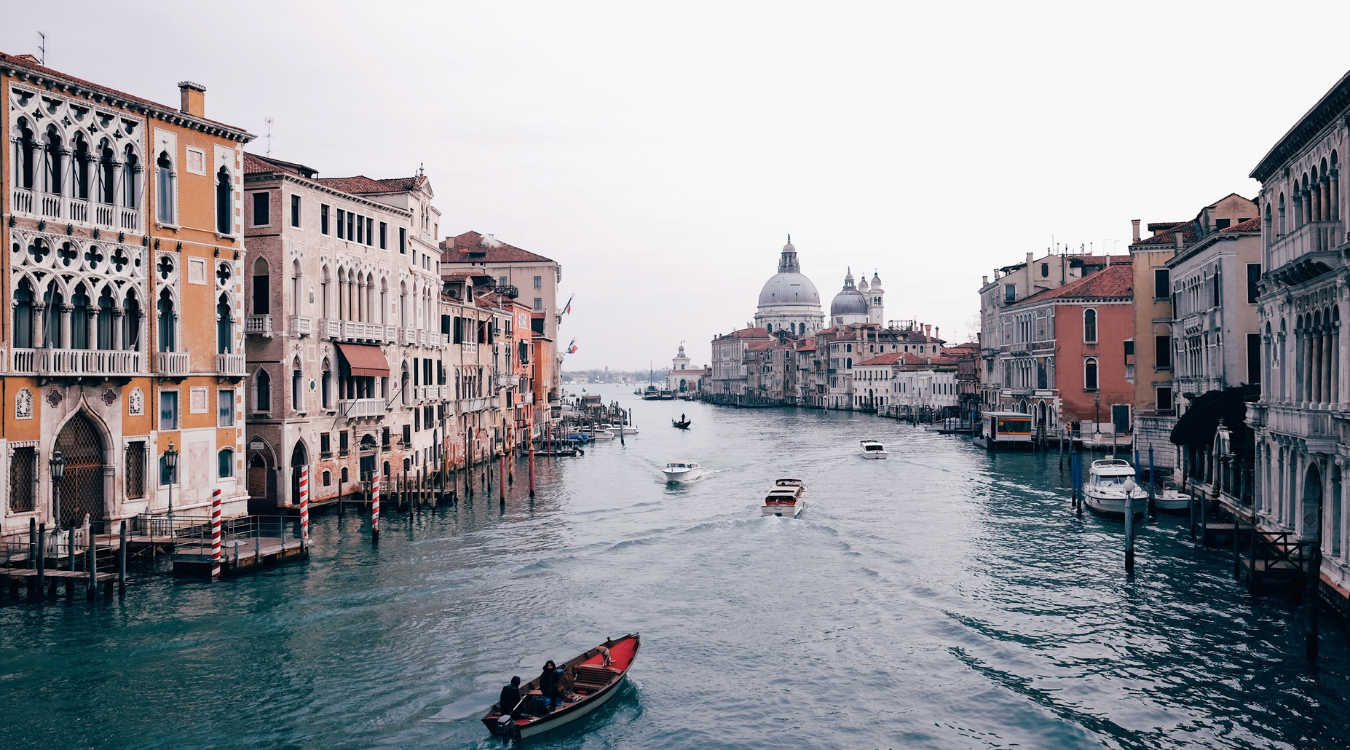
[2, 52, 252, 537]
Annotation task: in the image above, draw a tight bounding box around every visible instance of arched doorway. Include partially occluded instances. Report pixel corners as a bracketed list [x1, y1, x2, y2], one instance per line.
[290, 441, 309, 507]
[359, 433, 377, 480]
[55, 412, 106, 528]
[1303, 461, 1323, 540]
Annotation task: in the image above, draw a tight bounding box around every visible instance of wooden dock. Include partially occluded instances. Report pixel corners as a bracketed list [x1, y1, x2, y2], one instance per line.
[172, 536, 308, 577]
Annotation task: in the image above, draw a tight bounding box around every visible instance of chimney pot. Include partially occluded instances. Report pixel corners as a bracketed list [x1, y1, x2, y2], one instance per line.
[1131, 219, 1141, 243]
[178, 81, 206, 117]
[1175, 232, 1184, 250]
[982, 275, 988, 286]
[1026, 251, 1034, 265]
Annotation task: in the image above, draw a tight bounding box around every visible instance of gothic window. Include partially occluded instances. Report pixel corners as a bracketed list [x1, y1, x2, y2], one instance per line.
[97, 287, 115, 350]
[124, 290, 142, 351]
[42, 285, 63, 348]
[43, 126, 63, 195]
[156, 151, 174, 224]
[71, 284, 91, 349]
[157, 289, 175, 352]
[1084, 357, 1099, 391]
[321, 359, 332, 409]
[291, 260, 302, 316]
[216, 166, 233, 234]
[13, 279, 34, 349]
[217, 293, 233, 353]
[1083, 308, 1098, 343]
[98, 142, 116, 204]
[292, 359, 303, 411]
[16, 119, 36, 190]
[255, 369, 272, 411]
[122, 144, 139, 209]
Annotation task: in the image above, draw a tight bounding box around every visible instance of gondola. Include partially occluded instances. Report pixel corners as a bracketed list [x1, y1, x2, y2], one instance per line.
[672, 416, 691, 429]
[483, 634, 640, 739]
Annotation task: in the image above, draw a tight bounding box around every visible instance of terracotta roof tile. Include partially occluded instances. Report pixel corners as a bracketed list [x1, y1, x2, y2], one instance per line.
[1012, 263, 1133, 305]
[1220, 217, 1262, 233]
[1134, 222, 1198, 247]
[314, 174, 426, 195]
[440, 231, 554, 264]
[243, 152, 318, 178]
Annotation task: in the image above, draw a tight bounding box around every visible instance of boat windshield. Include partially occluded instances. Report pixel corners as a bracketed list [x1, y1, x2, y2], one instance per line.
[1093, 475, 1135, 486]
[864, 444, 884, 451]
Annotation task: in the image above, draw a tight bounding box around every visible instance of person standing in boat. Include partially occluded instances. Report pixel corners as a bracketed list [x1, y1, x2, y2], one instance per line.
[499, 676, 523, 718]
[539, 660, 565, 711]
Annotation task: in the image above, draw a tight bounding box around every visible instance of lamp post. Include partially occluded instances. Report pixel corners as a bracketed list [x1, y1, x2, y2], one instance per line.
[50, 450, 65, 529]
[163, 441, 179, 523]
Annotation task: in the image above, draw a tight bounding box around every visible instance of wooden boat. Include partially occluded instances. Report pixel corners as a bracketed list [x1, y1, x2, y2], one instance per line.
[1083, 458, 1147, 516]
[762, 478, 806, 517]
[483, 634, 640, 739]
[672, 417, 691, 429]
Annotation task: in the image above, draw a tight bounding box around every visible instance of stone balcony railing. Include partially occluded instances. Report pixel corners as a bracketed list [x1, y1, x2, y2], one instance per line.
[1269, 219, 1344, 272]
[1261, 403, 1341, 441]
[341, 320, 383, 341]
[289, 315, 312, 337]
[339, 398, 385, 418]
[216, 353, 246, 376]
[12, 188, 140, 232]
[156, 351, 190, 377]
[245, 315, 273, 337]
[319, 318, 341, 339]
[9, 347, 142, 377]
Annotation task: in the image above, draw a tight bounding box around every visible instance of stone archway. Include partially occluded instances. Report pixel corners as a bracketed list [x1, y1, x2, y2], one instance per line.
[290, 441, 309, 507]
[54, 411, 106, 528]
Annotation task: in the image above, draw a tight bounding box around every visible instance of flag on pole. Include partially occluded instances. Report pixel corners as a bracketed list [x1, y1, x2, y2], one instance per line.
[566, 339, 577, 354]
[562, 294, 573, 315]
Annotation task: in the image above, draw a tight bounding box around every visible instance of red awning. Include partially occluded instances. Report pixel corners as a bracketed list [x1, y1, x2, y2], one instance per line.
[336, 343, 390, 378]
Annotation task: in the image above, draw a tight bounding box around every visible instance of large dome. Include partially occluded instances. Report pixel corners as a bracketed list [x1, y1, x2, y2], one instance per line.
[758, 272, 821, 307]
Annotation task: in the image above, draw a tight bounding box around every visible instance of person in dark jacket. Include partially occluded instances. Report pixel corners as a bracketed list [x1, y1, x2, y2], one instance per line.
[539, 660, 564, 711]
[499, 676, 523, 718]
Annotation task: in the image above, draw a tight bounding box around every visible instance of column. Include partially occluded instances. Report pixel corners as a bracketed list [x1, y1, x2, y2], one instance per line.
[112, 308, 124, 350]
[1323, 326, 1333, 405]
[58, 303, 72, 349]
[1312, 328, 1323, 404]
[1332, 169, 1341, 222]
[32, 302, 46, 347]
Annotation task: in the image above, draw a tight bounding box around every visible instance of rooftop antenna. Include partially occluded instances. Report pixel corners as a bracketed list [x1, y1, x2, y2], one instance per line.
[37, 31, 46, 66]
[264, 117, 274, 156]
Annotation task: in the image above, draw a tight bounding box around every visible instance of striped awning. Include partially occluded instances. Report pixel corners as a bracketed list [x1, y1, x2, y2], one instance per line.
[336, 343, 390, 378]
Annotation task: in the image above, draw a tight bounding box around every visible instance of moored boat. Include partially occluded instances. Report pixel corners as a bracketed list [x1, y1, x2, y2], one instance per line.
[859, 439, 888, 459]
[1083, 458, 1148, 516]
[482, 634, 640, 739]
[663, 461, 703, 483]
[762, 478, 806, 517]
[1154, 484, 1190, 513]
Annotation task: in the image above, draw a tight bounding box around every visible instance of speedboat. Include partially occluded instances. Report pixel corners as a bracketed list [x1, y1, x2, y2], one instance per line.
[587, 429, 615, 441]
[663, 461, 703, 483]
[859, 440, 888, 459]
[762, 478, 806, 518]
[607, 424, 638, 436]
[482, 634, 640, 739]
[1083, 458, 1148, 516]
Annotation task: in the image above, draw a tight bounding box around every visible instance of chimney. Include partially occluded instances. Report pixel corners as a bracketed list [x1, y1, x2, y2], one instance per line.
[1026, 251, 1033, 266]
[178, 81, 206, 117]
[1175, 231, 1184, 250]
[982, 275, 988, 286]
[935, 326, 940, 342]
[1131, 219, 1141, 243]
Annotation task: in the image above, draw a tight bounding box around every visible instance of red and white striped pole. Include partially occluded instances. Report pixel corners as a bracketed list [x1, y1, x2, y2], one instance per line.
[299, 465, 309, 549]
[210, 488, 222, 581]
[371, 474, 381, 544]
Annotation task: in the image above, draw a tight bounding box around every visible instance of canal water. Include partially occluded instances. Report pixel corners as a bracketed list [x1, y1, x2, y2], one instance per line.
[2, 383, 1348, 749]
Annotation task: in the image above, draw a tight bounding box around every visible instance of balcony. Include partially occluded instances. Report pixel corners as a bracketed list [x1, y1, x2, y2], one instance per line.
[403, 328, 417, 346]
[9, 347, 142, 378]
[340, 398, 385, 418]
[289, 316, 312, 337]
[157, 351, 190, 377]
[320, 318, 341, 339]
[245, 315, 273, 337]
[11, 188, 140, 232]
[1268, 220, 1343, 273]
[341, 320, 383, 341]
[216, 353, 246, 376]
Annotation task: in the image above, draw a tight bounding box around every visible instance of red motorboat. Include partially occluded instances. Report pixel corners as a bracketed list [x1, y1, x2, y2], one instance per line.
[482, 634, 640, 739]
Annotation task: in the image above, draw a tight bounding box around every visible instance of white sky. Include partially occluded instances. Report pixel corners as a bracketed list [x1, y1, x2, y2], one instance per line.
[5, 1, 1349, 370]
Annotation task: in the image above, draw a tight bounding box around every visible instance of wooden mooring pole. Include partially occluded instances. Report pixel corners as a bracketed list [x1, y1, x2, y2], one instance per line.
[1124, 481, 1136, 572]
[1147, 448, 1156, 519]
[34, 523, 45, 598]
[118, 523, 127, 595]
[528, 432, 537, 499]
[86, 530, 96, 600]
[371, 473, 381, 545]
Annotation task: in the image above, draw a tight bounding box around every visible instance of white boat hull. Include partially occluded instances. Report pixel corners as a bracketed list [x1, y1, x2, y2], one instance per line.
[860, 451, 888, 459]
[762, 500, 805, 518]
[519, 674, 628, 738]
[1155, 490, 1190, 512]
[1083, 489, 1147, 516]
[664, 469, 702, 483]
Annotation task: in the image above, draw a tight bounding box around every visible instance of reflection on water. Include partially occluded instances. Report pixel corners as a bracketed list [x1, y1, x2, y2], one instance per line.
[1, 383, 1348, 749]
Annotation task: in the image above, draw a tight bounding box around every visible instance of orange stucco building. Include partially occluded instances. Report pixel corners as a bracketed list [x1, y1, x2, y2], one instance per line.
[2, 52, 253, 536]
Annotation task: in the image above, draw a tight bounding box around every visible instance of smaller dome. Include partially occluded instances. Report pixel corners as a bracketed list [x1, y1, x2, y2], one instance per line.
[831, 289, 868, 316]
[858, 278, 869, 293]
[782, 240, 796, 254]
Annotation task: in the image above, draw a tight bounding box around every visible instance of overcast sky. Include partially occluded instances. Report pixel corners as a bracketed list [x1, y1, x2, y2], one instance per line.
[6, 2, 1349, 370]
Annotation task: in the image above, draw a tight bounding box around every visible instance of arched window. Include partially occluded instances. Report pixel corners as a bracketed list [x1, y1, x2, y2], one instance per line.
[255, 368, 272, 411]
[1278, 193, 1286, 236]
[156, 151, 174, 224]
[217, 293, 233, 353]
[16, 119, 36, 190]
[72, 134, 90, 200]
[321, 266, 330, 319]
[399, 282, 408, 327]
[97, 142, 116, 204]
[42, 284, 63, 348]
[322, 470, 331, 487]
[1084, 357, 1099, 391]
[401, 364, 411, 406]
[122, 145, 138, 209]
[216, 166, 232, 234]
[292, 359, 303, 411]
[379, 278, 387, 325]
[291, 260, 302, 316]
[97, 287, 115, 350]
[251, 257, 270, 315]
[218, 448, 235, 478]
[43, 126, 63, 195]
[157, 289, 175, 352]
[341, 467, 349, 483]
[13, 279, 34, 349]
[321, 359, 332, 409]
[123, 290, 141, 351]
[1083, 308, 1097, 343]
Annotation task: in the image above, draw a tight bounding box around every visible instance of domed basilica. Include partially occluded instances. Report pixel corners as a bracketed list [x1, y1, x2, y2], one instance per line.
[754, 238, 884, 335]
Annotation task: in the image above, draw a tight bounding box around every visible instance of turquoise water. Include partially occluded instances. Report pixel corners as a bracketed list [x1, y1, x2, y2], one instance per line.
[2, 383, 1348, 749]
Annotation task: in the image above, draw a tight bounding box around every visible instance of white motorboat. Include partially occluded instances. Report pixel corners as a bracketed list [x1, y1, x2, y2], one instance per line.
[1083, 458, 1148, 516]
[859, 440, 888, 459]
[587, 428, 615, 441]
[663, 461, 703, 483]
[607, 424, 638, 436]
[1154, 485, 1190, 513]
[762, 478, 806, 518]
